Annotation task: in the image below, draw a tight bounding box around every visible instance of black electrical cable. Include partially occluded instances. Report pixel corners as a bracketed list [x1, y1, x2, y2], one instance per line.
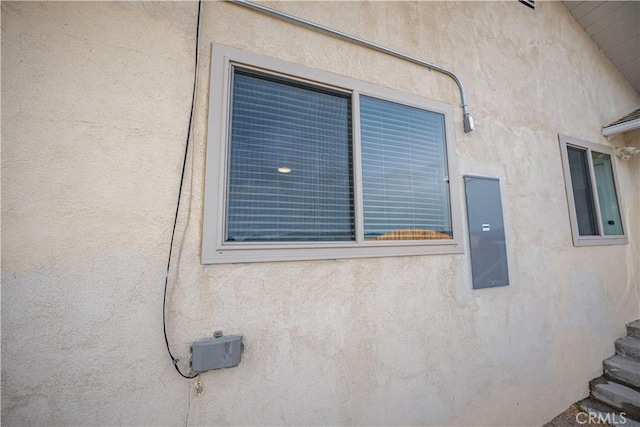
[163, 0, 202, 380]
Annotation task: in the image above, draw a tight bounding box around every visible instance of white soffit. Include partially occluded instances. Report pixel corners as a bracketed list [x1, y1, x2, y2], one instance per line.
[563, 1, 640, 94]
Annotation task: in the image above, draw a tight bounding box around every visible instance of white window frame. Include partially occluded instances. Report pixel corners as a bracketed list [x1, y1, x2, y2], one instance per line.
[558, 134, 628, 247]
[202, 44, 464, 264]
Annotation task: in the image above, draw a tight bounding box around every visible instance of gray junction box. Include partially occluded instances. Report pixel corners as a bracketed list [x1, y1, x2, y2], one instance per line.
[464, 176, 510, 289]
[190, 334, 243, 373]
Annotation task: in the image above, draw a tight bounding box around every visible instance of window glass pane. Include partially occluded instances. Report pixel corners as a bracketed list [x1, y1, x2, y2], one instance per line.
[227, 70, 354, 242]
[591, 151, 623, 235]
[567, 146, 598, 236]
[360, 96, 452, 241]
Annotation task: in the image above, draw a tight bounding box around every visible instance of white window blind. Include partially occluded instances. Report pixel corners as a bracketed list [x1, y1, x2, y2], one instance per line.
[227, 70, 354, 242]
[360, 96, 452, 239]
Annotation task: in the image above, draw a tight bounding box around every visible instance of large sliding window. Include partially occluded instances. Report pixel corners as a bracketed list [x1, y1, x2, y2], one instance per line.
[202, 45, 462, 263]
[559, 135, 627, 247]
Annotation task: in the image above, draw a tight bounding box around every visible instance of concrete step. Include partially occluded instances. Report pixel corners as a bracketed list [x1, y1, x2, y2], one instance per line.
[628, 320, 640, 339]
[604, 355, 640, 388]
[590, 377, 640, 419]
[579, 397, 640, 426]
[617, 336, 640, 360]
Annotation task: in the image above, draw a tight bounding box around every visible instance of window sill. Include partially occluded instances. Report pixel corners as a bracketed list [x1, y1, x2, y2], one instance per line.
[202, 241, 464, 264]
[572, 236, 629, 247]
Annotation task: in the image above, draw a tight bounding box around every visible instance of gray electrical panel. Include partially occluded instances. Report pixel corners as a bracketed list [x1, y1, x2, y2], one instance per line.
[191, 333, 243, 373]
[464, 176, 509, 289]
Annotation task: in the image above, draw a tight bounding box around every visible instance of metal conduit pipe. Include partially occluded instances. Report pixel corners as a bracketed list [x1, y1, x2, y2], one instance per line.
[229, 0, 475, 133]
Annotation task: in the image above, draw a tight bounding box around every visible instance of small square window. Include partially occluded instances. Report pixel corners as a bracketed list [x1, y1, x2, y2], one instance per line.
[558, 134, 627, 247]
[202, 45, 463, 263]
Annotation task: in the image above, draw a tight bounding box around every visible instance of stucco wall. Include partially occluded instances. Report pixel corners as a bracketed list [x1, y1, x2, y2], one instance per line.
[2, 1, 639, 425]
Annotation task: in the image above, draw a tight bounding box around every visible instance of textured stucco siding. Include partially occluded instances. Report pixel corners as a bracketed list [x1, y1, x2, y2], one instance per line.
[2, 1, 639, 426]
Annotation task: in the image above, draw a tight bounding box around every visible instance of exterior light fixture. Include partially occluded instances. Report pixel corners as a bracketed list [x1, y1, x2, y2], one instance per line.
[277, 167, 292, 173]
[614, 146, 640, 160]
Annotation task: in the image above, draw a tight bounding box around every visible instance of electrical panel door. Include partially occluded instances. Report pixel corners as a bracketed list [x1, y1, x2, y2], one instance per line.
[464, 176, 509, 289]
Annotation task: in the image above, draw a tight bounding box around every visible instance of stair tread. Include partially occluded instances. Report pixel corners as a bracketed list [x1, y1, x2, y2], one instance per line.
[617, 336, 640, 360]
[579, 397, 640, 426]
[604, 355, 640, 388]
[628, 320, 640, 338]
[590, 377, 640, 418]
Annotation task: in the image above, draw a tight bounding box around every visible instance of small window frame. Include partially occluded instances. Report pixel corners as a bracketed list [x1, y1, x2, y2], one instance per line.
[558, 134, 628, 247]
[202, 45, 463, 264]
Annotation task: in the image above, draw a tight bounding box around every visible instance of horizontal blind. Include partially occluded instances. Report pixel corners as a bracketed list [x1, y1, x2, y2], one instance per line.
[227, 69, 354, 242]
[360, 95, 452, 239]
